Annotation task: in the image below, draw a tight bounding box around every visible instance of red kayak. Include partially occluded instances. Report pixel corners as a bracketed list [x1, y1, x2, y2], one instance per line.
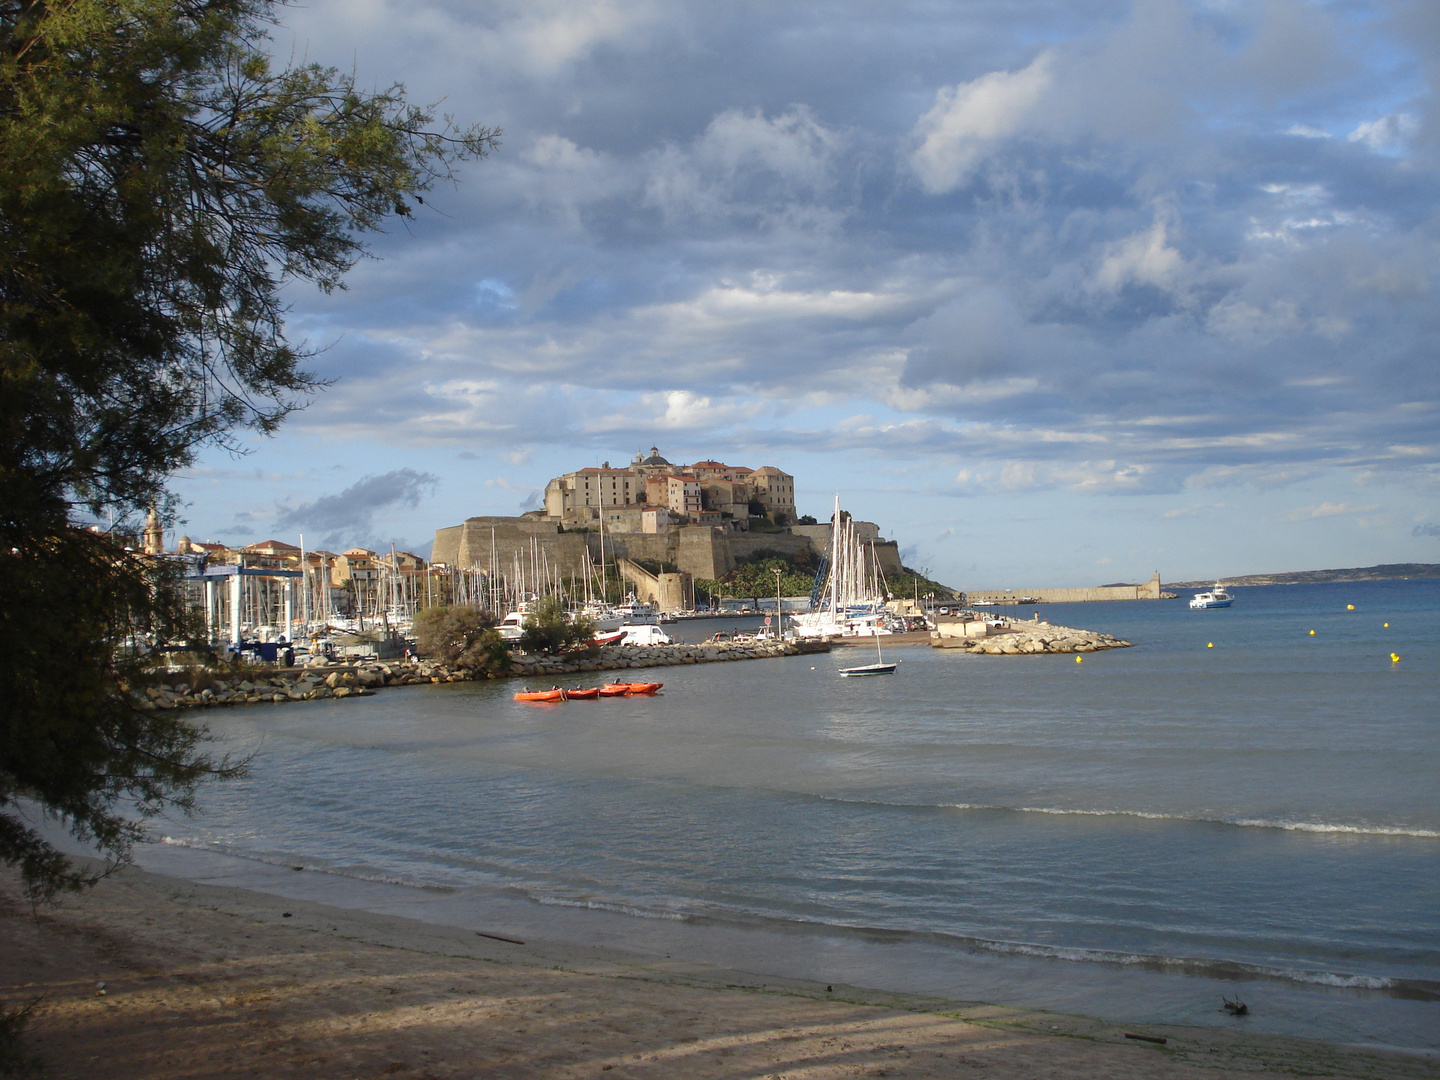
[565, 687, 600, 700]
[597, 684, 630, 697]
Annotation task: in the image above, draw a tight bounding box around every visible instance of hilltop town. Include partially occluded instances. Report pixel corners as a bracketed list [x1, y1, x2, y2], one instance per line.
[134, 448, 925, 620]
[433, 447, 910, 611]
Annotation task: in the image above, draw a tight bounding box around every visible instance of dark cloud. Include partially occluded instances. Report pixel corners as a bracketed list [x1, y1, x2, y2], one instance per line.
[274, 469, 439, 549]
[1415, 523, 1440, 538]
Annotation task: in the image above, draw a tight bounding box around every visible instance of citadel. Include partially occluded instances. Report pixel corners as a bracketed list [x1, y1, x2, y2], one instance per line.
[432, 447, 904, 609]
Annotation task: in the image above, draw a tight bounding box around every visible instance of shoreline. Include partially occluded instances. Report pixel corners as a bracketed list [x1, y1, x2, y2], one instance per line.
[5, 862, 1434, 1080]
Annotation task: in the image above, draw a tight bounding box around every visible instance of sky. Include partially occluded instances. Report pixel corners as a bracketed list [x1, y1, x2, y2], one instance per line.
[170, 0, 1440, 589]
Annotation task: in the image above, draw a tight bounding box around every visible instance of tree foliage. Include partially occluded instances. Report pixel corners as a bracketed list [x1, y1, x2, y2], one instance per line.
[0, 0, 497, 899]
[412, 605, 509, 674]
[697, 548, 823, 601]
[518, 595, 595, 655]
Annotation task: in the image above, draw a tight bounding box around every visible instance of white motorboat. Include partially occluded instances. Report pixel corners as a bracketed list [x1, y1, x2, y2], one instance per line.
[1189, 583, 1234, 609]
[495, 608, 528, 641]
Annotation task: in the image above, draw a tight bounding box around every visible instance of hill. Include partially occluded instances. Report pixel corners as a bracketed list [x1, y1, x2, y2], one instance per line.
[1167, 564, 1440, 589]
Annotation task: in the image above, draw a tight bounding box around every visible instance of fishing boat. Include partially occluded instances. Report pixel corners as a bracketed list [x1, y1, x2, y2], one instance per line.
[838, 630, 899, 677]
[1189, 583, 1234, 610]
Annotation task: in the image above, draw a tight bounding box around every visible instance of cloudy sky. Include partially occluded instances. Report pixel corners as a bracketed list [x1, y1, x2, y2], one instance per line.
[172, 0, 1440, 587]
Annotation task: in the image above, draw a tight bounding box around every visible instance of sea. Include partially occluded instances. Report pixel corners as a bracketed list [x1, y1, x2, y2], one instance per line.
[136, 579, 1439, 1052]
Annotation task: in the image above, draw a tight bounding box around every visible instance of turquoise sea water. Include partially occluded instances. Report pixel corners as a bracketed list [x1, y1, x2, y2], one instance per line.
[143, 579, 1440, 1050]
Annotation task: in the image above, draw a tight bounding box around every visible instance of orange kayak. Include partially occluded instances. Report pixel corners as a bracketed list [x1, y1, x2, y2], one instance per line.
[601, 682, 663, 695]
[514, 688, 565, 702]
[565, 687, 600, 700]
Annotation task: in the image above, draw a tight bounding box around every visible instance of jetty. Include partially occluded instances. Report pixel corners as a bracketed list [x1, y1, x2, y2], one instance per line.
[963, 573, 1163, 605]
[136, 639, 830, 711]
[931, 615, 1130, 655]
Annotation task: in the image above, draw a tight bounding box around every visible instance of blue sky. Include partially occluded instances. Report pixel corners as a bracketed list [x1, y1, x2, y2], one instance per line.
[172, 0, 1440, 588]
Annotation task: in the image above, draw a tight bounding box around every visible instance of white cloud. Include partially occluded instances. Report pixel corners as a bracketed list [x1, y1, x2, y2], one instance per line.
[1347, 113, 1418, 153]
[1282, 502, 1380, 521]
[909, 53, 1053, 193]
[1093, 218, 1186, 294]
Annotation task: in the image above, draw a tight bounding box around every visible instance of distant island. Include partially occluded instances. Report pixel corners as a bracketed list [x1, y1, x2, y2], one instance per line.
[1167, 564, 1440, 589]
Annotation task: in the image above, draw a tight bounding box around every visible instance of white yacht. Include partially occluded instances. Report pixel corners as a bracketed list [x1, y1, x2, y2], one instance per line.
[1189, 583, 1234, 609]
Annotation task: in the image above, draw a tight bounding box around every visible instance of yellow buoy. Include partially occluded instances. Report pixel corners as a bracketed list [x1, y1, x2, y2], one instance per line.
[1207, 642, 1214, 648]
[1391, 653, 1400, 663]
[1309, 629, 1316, 636]
[1384, 622, 1389, 628]
[1346, 604, 1355, 611]
[1075, 656, 1083, 663]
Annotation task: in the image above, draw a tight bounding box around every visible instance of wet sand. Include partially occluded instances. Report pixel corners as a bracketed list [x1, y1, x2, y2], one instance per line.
[4, 864, 1433, 1079]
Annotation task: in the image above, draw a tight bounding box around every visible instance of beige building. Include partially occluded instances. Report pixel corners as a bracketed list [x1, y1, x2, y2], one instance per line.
[749, 465, 796, 521]
[543, 447, 794, 529]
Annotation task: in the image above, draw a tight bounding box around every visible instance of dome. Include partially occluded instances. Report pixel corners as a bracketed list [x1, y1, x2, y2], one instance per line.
[642, 445, 671, 466]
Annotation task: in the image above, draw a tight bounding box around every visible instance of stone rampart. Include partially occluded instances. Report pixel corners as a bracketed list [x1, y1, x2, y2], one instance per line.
[433, 516, 908, 587]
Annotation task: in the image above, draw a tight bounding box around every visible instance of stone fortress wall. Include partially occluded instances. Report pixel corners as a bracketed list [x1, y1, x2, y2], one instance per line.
[431, 515, 904, 588]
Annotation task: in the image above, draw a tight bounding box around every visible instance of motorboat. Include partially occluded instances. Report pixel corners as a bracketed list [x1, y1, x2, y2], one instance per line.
[496, 608, 529, 641]
[1189, 583, 1234, 609]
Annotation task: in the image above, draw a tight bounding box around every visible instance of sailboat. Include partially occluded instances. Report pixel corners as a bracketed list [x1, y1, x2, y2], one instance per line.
[838, 629, 899, 677]
[792, 496, 892, 640]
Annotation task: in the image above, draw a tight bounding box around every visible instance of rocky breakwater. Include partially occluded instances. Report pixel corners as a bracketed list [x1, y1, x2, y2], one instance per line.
[136, 665, 417, 710]
[509, 637, 825, 680]
[931, 618, 1131, 655]
[137, 640, 829, 710]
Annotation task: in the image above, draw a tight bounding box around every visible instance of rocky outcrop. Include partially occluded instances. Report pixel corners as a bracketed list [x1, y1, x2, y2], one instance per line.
[931, 620, 1130, 655]
[137, 639, 829, 710]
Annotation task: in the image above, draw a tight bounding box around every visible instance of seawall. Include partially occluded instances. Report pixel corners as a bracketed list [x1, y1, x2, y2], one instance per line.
[966, 572, 1163, 604]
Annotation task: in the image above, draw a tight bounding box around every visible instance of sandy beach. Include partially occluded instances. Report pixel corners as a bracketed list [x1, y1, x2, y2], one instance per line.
[4, 864, 1433, 1080]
